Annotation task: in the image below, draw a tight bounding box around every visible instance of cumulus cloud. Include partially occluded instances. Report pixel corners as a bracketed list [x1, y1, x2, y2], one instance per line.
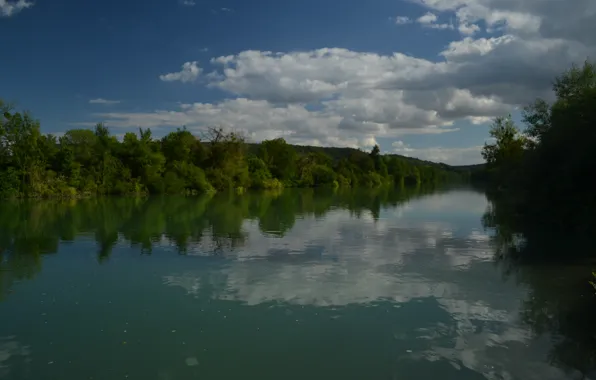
[0, 0, 32, 17]
[417, 11, 438, 24]
[90, 98, 381, 148]
[439, 36, 516, 61]
[458, 22, 480, 36]
[89, 98, 121, 105]
[395, 16, 412, 25]
[416, 11, 453, 30]
[392, 140, 414, 153]
[159, 61, 202, 83]
[414, 0, 596, 41]
[203, 48, 518, 129]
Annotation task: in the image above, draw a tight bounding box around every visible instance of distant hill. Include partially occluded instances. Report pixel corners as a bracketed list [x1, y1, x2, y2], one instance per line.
[450, 163, 486, 171]
[247, 142, 481, 174]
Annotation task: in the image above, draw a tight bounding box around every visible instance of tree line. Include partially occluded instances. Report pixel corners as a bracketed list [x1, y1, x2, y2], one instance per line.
[477, 61, 596, 237]
[0, 101, 466, 198]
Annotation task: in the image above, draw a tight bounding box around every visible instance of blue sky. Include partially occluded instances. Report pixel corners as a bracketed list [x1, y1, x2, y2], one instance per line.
[1, 0, 594, 164]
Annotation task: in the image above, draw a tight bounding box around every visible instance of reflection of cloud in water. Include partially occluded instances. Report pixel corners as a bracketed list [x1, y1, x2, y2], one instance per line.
[444, 246, 494, 269]
[0, 336, 31, 379]
[163, 192, 498, 310]
[161, 190, 577, 379]
[403, 190, 489, 215]
[418, 326, 570, 380]
[163, 273, 201, 295]
[220, 267, 457, 306]
[468, 230, 491, 242]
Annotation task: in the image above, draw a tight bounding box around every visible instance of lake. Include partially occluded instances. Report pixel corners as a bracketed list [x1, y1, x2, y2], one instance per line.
[1, 187, 595, 380]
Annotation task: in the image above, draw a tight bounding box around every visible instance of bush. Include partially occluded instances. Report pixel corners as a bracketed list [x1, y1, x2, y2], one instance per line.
[163, 171, 186, 194]
[262, 178, 284, 190]
[171, 161, 213, 193]
[311, 164, 336, 186]
[336, 174, 350, 187]
[360, 171, 384, 188]
[206, 168, 233, 191]
[250, 168, 273, 189]
[0, 167, 20, 198]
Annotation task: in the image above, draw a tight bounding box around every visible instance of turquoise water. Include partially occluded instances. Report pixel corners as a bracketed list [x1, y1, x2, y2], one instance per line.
[0, 188, 593, 379]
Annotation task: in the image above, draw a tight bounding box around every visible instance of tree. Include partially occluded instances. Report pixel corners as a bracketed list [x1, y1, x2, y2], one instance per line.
[258, 138, 297, 181]
[481, 115, 527, 187]
[161, 127, 197, 164]
[204, 127, 249, 190]
[369, 145, 388, 178]
[480, 60, 596, 235]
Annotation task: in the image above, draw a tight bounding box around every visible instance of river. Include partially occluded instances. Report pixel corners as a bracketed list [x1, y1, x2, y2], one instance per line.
[0, 187, 594, 380]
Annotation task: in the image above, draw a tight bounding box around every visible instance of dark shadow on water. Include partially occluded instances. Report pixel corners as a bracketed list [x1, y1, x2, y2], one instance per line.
[482, 189, 596, 379]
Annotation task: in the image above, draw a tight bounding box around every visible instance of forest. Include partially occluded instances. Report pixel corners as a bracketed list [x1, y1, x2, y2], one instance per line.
[478, 61, 596, 238]
[0, 100, 465, 198]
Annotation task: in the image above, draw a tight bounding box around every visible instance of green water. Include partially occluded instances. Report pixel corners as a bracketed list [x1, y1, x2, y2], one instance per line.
[0, 187, 594, 380]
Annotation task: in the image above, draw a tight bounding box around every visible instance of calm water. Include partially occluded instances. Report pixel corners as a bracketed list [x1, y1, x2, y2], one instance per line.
[1, 187, 594, 380]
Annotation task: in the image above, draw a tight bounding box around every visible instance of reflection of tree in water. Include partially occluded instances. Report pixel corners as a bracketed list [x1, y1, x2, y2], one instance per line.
[0, 185, 435, 298]
[482, 191, 596, 378]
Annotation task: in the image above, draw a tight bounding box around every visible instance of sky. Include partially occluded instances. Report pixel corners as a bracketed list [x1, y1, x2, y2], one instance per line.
[1, 0, 595, 165]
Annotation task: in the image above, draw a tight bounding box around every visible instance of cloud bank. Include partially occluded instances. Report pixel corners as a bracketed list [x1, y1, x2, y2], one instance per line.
[83, 0, 596, 164]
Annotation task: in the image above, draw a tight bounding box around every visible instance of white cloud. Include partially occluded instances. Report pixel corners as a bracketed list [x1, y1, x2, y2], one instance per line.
[395, 16, 412, 25]
[0, 0, 32, 17]
[89, 98, 121, 105]
[180, 0, 195, 6]
[440, 36, 516, 61]
[417, 11, 438, 24]
[458, 22, 480, 36]
[89, 98, 369, 148]
[416, 11, 454, 30]
[392, 140, 414, 152]
[159, 61, 202, 83]
[414, 0, 595, 39]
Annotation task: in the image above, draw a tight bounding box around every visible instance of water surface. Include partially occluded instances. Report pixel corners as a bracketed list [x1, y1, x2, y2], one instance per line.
[0, 187, 594, 380]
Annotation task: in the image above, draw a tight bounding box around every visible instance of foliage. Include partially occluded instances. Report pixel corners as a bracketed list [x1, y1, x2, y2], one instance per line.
[478, 61, 596, 236]
[481, 115, 528, 187]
